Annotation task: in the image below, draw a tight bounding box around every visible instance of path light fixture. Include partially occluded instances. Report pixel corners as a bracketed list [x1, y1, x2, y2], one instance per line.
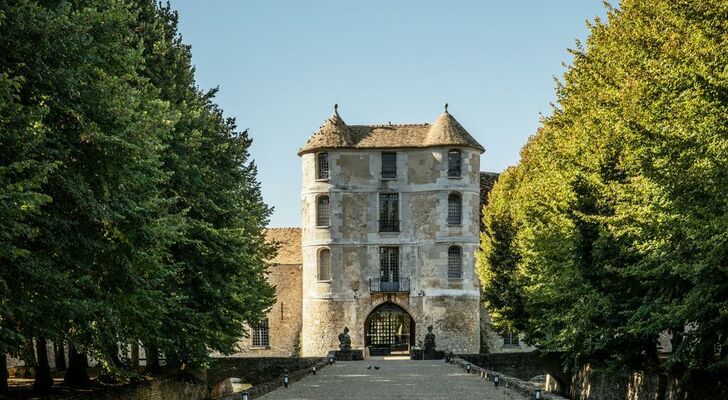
[328, 356, 334, 365]
[283, 374, 289, 388]
[312, 366, 317, 375]
[535, 389, 542, 399]
[241, 391, 250, 400]
[466, 364, 471, 374]
[494, 374, 500, 387]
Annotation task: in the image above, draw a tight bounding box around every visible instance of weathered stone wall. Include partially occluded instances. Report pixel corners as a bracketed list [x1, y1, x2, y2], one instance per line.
[215, 358, 328, 400]
[478, 304, 534, 353]
[207, 357, 324, 388]
[301, 295, 480, 356]
[459, 352, 566, 383]
[570, 364, 728, 400]
[27, 377, 208, 400]
[229, 263, 303, 357]
[301, 147, 482, 356]
[452, 357, 569, 400]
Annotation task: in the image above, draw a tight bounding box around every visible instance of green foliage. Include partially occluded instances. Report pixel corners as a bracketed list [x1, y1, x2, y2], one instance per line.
[477, 0, 728, 376]
[0, 0, 274, 383]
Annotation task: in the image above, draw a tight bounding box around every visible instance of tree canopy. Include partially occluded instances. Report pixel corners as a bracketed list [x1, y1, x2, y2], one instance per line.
[477, 0, 727, 380]
[0, 0, 274, 389]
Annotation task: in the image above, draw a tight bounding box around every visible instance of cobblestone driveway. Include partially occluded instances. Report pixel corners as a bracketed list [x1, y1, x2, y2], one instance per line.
[258, 359, 528, 400]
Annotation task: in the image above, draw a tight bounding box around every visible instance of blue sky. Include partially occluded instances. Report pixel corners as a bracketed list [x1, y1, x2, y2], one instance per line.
[168, 0, 608, 227]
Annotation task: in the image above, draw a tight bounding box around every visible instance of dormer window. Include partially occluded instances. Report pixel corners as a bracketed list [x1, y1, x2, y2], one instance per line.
[317, 152, 330, 180]
[381, 152, 397, 179]
[448, 150, 462, 177]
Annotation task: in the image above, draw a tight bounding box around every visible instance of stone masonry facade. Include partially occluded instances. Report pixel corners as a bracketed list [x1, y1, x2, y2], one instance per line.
[226, 106, 531, 358]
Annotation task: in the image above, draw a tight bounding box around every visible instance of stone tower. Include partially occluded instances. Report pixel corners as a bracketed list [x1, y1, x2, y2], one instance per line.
[298, 105, 484, 356]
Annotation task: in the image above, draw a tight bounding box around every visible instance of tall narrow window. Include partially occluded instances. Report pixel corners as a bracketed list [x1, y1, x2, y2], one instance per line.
[447, 193, 462, 226]
[448, 246, 463, 279]
[448, 150, 462, 177]
[381, 152, 397, 179]
[379, 247, 400, 283]
[379, 193, 399, 232]
[252, 318, 270, 347]
[318, 249, 331, 281]
[316, 195, 330, 227]
[317, 152, 329, 180]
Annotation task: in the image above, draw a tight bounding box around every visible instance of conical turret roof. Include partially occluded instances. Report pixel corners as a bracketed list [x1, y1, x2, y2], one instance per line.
[298, 104, 484, 155]
[298, 105, 354, 155]
[425, 110, 484, 152]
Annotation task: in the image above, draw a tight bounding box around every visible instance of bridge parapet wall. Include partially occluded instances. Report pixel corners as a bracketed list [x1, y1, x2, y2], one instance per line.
[458, 352, 566, 382]
[452, 357, 568, 400]
[207, 357, 326, 394]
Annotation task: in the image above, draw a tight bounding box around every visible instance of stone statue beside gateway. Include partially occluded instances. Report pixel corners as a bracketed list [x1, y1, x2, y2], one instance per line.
[334, 326, 363, 361]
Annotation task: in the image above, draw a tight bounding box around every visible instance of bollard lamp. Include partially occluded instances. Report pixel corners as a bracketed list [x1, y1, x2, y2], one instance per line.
[241, 391, 250, 400]
[284, 374, 289, 388]
[312, 366, 317, 375]
[494, 374, 500, 387]
[466, 364, 471, 374]
[535, 389, 542, 399]
[328, 356, 334, 365]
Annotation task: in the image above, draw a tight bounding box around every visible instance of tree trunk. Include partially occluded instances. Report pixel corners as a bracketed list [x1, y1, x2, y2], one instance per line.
[131, 342, 139, 370]
[33, 337, 53, 392]
[145, 344, 160, 372]
[1, 352, 8, 393]
[63, 345, 90, 386]
[23, 339, 36, 378]
[54, 341, 66, 371]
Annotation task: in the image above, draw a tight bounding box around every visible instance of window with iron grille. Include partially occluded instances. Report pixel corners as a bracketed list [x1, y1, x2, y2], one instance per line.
[379, 193, 399, 232]
[318, 248, 331, 281]
[316, 195, 330, 227]
[503, 330, 519, 346]
[381, 152, 397, 179]
[447, 193, 462, 225]
[252, 318, 269, 347]
[448, 246, 462, 279]
[379, 247, 399, 282]
[448, 150, 462, 177]
[317, 152, 329, 180]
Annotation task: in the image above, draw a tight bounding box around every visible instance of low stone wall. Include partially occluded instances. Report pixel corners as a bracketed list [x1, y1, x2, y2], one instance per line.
[207, 357, 325, 388]
[216, 358, 328, 400]
[452, 357, 568, 400]
[458, 352, 565, 382]
[570, 363, 728, 400]
[26, 377, 209, 400]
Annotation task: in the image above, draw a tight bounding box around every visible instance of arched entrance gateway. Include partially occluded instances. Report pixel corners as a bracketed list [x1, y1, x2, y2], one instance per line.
[364, 302, 415, 356]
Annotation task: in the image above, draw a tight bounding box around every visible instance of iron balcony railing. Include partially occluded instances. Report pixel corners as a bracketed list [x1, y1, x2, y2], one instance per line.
[369, 276, 410, 293]
[378, 219, 400, 232]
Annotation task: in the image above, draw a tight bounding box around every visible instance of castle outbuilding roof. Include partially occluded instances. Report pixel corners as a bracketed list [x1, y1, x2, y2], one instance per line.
[298, 105, 484, 155]
[265, 228, 302, 265]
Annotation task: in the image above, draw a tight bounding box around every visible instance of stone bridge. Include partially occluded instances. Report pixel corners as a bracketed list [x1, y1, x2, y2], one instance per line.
[255, 359, 553, 400]
[204, 354, 571, 400]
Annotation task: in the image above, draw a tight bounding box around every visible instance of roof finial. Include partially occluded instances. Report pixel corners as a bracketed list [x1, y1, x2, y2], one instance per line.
[444, 102, 449, 113]
[334, 103, 339, 113]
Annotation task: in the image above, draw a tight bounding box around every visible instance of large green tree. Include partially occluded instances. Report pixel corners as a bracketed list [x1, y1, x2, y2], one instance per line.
[477, 0, 727, 384]
[131, 2, 275, 368]
[1, 0, 275, 391]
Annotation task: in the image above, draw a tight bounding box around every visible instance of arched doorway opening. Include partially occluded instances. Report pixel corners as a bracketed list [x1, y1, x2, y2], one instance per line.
[364, 302, 415, 356]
